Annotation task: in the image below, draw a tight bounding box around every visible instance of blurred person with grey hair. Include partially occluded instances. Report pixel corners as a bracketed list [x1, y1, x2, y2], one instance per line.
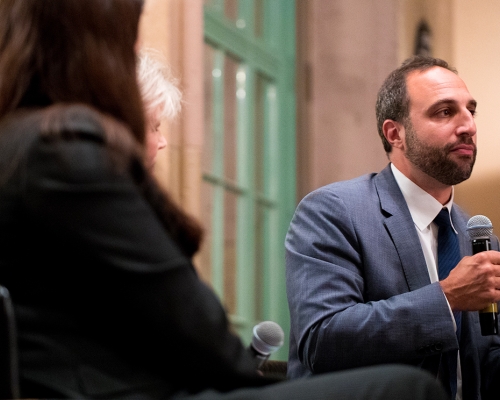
[137, 48, 182, 168]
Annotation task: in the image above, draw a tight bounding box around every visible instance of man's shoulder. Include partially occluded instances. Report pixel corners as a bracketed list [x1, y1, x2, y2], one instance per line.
[294, 169, 394, 221]
[321, 172, 377, 190]
[306, 166, 392, 199]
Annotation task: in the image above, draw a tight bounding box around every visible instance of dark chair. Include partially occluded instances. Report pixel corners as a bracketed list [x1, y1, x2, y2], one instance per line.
[0, 287, 287, 398]
[0, 285, 20, 400]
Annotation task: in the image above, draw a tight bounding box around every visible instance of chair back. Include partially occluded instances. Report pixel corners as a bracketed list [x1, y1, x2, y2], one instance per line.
[0, 285, 20, 400]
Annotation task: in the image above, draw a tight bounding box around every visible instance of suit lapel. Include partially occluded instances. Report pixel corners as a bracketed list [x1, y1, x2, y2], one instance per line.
[451, 207, 472, 257]
[374, 165, 431, 291]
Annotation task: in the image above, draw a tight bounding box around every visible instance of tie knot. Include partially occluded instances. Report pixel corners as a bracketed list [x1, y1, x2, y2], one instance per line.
[434, 208, 452, 229]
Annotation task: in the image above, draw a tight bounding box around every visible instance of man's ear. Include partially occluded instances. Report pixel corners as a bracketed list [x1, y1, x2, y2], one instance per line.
[383, 120, 404, 149]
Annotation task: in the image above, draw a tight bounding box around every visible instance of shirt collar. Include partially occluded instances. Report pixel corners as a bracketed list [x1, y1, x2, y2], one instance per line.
[390, 163, 456, 232]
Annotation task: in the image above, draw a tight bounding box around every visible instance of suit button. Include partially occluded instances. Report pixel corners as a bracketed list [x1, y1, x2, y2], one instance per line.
[433, 343, 443, 351]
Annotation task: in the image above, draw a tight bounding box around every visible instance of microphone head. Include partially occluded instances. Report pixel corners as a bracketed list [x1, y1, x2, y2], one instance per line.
[252, 321, 284, 355]
[467, 215, 493, 240]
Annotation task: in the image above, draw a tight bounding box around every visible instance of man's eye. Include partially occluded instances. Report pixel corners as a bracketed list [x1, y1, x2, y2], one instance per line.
[436, 108, 451, 117]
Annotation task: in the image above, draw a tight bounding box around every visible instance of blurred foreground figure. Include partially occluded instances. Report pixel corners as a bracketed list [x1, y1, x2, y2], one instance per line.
[0, 1, 448, 399]
[137, 48, 182, 168]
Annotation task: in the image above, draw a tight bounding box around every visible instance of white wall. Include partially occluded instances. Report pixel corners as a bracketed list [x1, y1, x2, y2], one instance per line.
[452, 0, 500, 229]
[453, 0, 500, 175]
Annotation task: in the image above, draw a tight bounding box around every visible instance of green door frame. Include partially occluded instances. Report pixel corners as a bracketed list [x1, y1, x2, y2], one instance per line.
[203, 0, 295, 360]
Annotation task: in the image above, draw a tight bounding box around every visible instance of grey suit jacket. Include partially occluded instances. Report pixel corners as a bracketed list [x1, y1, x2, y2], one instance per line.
[285, 164, 500, 400]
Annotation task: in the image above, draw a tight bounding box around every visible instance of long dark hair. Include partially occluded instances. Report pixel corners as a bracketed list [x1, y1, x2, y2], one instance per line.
[37, 104, 204, 258]
[0, 0, 203, 258]
[0, 0, 145, 143]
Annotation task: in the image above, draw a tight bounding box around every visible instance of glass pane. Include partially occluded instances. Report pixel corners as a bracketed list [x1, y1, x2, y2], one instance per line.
[223, 190, 238, 314]
[224, 0, 238, 22]
[203, 44, 216, 175]
[226, 0, 248, 31]
[254, 0, 264, 38]
[255, 74, 265, 193]
[223, 56, 239, 182]
[254, 203, 266, 318]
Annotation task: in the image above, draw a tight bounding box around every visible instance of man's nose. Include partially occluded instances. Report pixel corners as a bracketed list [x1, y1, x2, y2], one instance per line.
[456, 109, 476, 137]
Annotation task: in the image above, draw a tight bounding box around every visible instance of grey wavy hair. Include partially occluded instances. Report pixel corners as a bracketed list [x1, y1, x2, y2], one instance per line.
[137, 48, 182, 120]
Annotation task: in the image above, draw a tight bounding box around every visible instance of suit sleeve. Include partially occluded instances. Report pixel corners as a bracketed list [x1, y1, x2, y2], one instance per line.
[285, 186, 458, 374]
[21, 134, 269, 392]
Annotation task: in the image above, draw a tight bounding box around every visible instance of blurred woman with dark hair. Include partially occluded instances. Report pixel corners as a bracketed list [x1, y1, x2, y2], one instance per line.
[0, 1, 448, 399]
[0, 0, 145, 139]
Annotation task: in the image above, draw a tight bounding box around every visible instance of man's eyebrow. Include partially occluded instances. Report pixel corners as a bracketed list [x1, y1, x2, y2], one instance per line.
[468, 99, 478, 108]
[428, 98, 477, 110]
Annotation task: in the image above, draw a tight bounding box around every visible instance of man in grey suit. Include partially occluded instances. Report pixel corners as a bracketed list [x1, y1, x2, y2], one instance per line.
[285, 56, 500, 400]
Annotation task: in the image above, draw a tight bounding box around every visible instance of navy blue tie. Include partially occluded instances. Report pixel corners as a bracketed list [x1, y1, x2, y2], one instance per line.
[434, 208, 461, 399]
[434, 208, 461, 281]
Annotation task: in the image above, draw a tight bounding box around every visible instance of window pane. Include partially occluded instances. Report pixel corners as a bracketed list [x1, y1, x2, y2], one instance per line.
[254, 0, 264, 38]
[203, 44, 216, 175]
[223, 56, 239, 182]
[254, 203, 266, 318]
[203, 0, 296, 357]
[224, 0, 238, 22]
[255, 74, 265, 193]
[223, 190, 238, 314]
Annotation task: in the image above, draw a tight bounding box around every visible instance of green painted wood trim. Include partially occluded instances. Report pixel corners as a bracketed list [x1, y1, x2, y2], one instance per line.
[235, 64, 257, 343]
[273, 0, 296, 360]
[204, 9, 281, 79]
[203, 0, 296, 358]
[210, 49, 225, 299]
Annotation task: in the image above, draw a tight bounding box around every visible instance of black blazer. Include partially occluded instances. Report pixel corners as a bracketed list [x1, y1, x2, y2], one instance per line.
[0, 105, 270, 399]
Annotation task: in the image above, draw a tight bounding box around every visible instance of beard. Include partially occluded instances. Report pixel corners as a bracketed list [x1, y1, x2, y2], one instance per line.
[404, 121, 476, 186]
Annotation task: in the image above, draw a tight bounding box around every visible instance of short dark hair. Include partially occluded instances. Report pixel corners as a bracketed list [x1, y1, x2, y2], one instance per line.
[0, 0, 145, 143]
[375, 55, 457, 153]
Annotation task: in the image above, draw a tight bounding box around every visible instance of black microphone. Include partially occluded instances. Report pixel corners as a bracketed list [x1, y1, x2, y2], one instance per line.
[248, 321, 284, 368]
[467, 215, 498, 336]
